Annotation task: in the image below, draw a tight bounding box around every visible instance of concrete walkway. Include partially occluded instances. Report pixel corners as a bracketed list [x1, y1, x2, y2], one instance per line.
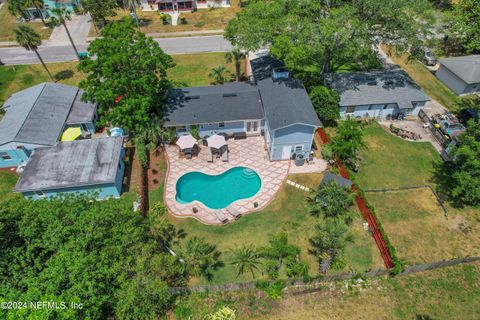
[43, 14, 92, 46]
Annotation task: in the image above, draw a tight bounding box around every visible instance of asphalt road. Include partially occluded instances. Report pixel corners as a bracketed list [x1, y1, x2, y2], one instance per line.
[0, 35, 233, 65]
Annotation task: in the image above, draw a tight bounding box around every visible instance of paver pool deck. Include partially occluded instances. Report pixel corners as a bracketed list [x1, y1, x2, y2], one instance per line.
[164, 136, 290, 225]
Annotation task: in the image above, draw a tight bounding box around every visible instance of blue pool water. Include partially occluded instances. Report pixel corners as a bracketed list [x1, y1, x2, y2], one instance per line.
[175, 167, 261, 209]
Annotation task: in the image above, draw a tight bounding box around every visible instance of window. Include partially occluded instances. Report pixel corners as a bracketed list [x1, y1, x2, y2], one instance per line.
[0, 152, 12, 161]
[218, 122, 225, 128]
[35, 191, 45, 198]
[177, 125, 187, 132]
[383, 105, 388, 110]
[368, 105, 373, 110]
[294, 145, 303, 152]
[346, 106, 355, 113]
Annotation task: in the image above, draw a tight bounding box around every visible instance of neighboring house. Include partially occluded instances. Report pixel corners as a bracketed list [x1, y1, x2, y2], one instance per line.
[25, 0, 80, 19]
[14, 137, 125, 200]
[325, 70, 430, 120]
[146, 0, 230, 12]
[163, 55, 322, 161]
[436, 55, 480, 96]
[0, 83, 97, 169]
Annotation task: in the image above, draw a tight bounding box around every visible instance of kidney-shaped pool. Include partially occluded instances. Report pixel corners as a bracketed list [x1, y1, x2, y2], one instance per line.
[175, 167, 261, 209]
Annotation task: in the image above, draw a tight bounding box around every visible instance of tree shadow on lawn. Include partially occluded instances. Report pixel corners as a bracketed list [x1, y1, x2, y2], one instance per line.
[54, 69, 74, 81]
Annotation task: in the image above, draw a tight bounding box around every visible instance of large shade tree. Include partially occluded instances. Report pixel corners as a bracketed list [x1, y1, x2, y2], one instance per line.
[80, 0, 118, 30]
[225, 0, 434, 80]
[449, 119, 480, 206]
[78, 18, 175, 133]
[445, 0, 480, 54]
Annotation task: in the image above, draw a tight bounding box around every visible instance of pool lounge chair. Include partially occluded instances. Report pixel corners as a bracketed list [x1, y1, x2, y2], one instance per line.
[226, 206, 241, 219]
[204, 147, 213, 162]
[221, 150, 229, 162]
[215, 211, 229, 224]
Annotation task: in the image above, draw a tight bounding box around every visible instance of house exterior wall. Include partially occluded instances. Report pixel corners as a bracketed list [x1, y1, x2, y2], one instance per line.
[149, 0, 230, 11]
[436, 65, 468, 95]
[0, 142, 44, 168]
[340, 103, 397, 119]
[174, 119, 264, 138]
[43, 0, 79, 13]
[22, 148, 125, 200]
[269, 124, 316, 161]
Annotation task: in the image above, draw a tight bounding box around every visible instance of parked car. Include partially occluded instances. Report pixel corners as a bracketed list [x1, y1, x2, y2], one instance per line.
[423, 48, 437, 66]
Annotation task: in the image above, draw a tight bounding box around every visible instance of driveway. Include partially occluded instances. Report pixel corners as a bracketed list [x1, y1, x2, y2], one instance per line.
[43, 14, 92, 46]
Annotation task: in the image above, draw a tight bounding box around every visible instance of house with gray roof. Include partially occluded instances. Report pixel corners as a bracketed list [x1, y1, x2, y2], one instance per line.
[15, 137, 125, 200]
[163, 55, 322, 161]
[0, 83, 97, 169]
[436, 55, 480, 96]
[325, 70, 430, 120]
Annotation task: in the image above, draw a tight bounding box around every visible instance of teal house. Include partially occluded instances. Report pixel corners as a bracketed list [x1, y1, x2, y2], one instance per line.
[0, 83, 97, 169]
[14, 137, 125, 200]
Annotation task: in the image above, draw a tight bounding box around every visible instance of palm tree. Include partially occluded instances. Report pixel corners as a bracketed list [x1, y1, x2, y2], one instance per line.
[208, 65, 230, 85]
[177, 237, 223, 281]
[230, 246, 262, 279]
[28, 0, 47, 26]
[308, 218, 353, 273]
[225, 47, 245, 82]
[14, 25, 54, 81]
[8, 0, 29, 20]
[122, 0, 140, 25]
[49, 8, 80, 60]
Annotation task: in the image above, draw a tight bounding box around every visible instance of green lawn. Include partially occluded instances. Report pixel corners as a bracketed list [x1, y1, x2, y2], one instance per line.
[0, 171, 18, 200]
[164, 174, 382, 285]
[168, 52, 243, 87]
[354, 124, 442, 189]
[0, 1, 52, 42]
[381, 45, 462, 111]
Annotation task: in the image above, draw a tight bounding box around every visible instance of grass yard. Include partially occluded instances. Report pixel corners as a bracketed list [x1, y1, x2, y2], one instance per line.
[354, 124, 442, 189]
[0, 2, 52, 42]
[168, 52, 244, 86]
[261, 262, 480, 320]
[0, 171, 18, 200]
[380, 45, 462, 111]
[367, 188, 480, 265]
[165, 173, 383, 285]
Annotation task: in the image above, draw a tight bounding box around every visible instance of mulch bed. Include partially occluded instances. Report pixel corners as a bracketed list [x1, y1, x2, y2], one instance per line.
[147, 148, 166, 190]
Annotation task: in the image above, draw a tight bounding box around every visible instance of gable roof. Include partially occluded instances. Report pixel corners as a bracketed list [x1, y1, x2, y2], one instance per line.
[0, 83, 96, 146]
[163, 82, 263, 126]
[15, 137, 124, 193]
[439, 55, 480, 84]
[250, 55, 322, 130]
[325, 70, 430, 109]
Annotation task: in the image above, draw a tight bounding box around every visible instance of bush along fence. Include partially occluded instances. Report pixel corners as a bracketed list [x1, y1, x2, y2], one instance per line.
[365, 185, 448, 218]
[315, 128, 397, 270]
[170, 255, 480, 295]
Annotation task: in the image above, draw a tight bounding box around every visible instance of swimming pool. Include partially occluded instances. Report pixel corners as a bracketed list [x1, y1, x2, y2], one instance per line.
[175, 167, 261, 209]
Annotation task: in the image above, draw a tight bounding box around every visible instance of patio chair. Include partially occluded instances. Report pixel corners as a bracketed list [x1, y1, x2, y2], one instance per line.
[205, 147, 213, 163]
[215, 211, 229, 224]
[221, 150, 229, 162]
[226, 206, 241, 219]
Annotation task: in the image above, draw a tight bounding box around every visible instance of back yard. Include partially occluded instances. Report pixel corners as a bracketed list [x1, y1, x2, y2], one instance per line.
[354, 123, 479, 265]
